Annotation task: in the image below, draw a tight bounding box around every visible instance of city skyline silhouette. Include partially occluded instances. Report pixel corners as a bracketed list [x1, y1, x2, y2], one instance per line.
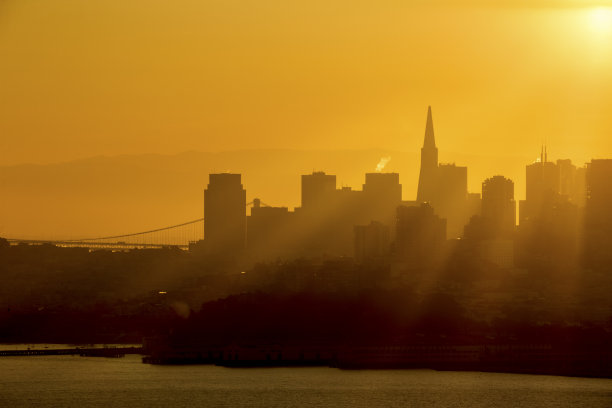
[1, 106, 602, 246]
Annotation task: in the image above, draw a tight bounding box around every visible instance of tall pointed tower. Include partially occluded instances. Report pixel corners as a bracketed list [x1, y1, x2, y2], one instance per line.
[416, 106, 438, 203]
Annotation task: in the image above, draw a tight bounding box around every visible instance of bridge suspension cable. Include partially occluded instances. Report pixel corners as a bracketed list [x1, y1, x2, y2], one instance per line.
[66, 218, 204, 242]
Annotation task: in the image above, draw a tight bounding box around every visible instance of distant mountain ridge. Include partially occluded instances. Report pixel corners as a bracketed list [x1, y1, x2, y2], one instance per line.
[0, 149, 528, 239]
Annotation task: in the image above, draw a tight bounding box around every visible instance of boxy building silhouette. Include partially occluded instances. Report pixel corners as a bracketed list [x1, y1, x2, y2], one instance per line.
[204, 173, 247, 256]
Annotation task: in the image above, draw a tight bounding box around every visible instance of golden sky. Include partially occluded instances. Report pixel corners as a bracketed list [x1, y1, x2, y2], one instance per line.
[1, 0, 611, 168]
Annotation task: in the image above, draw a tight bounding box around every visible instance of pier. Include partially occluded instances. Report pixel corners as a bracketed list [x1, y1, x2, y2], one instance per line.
[0, 346, 143, 357]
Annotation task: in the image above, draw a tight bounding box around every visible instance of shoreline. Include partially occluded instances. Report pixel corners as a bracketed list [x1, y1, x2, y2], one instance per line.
[140, 343, 612, 379]
[3, 342, 610, 379]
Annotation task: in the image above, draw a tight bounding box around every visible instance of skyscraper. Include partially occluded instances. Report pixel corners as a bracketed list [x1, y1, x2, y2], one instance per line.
[436, 163, 468, 238]
[301, 172, 336, 211]
[247, 199, 296, 262]
[515, 152, 582, 269]
[204, 173, 247, 255]
[586, 159, 612, 213]
[519, 148, 561, 224]
[557, 159, 576, 200]
[481, 175, 516, 236]
[362, 172, 402, 230]
[584, 160, 612, 267]
[395, 203, 446, 266]
[363, 173, 402, 206]
[557, 159, 587, 207]
[416, 106, 438, 204]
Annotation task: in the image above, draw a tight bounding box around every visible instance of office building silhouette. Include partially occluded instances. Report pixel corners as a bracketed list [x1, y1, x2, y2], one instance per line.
[435, 163, 469, 238]
[515, 151, 585, 269]
[481, 175, 516, 236]
[204, 173, 247, 255]
[584, 159, 612, 266]
[247, 199, 295, 262]
[394, 203, 446, 267]
[519, 147, 561, 224]
[461, 176, 516, 268]
[301, 172, 336, 210]
[362, 172, 402, 232]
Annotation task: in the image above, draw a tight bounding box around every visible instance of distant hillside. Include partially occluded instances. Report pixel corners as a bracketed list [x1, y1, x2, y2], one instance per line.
[0, 149, 528, 239]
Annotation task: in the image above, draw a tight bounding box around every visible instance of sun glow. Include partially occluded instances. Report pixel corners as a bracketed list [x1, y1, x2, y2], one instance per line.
[588, 7, 612, 33]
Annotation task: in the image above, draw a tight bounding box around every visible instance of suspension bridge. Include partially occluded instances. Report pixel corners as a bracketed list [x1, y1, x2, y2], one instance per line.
[6, 218, 205, 250]
[5, 201, 270, 250]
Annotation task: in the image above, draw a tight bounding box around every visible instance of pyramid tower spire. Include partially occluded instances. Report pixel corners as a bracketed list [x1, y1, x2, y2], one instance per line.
[417, 106, 439, 203]
[423, 105, 436, 149]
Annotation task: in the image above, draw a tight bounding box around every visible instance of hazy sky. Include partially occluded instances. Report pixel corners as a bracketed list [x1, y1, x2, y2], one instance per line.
[1, 0, 612, 166]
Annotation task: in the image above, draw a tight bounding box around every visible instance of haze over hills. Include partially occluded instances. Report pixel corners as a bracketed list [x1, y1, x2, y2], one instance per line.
[1, 149, 533, 239]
